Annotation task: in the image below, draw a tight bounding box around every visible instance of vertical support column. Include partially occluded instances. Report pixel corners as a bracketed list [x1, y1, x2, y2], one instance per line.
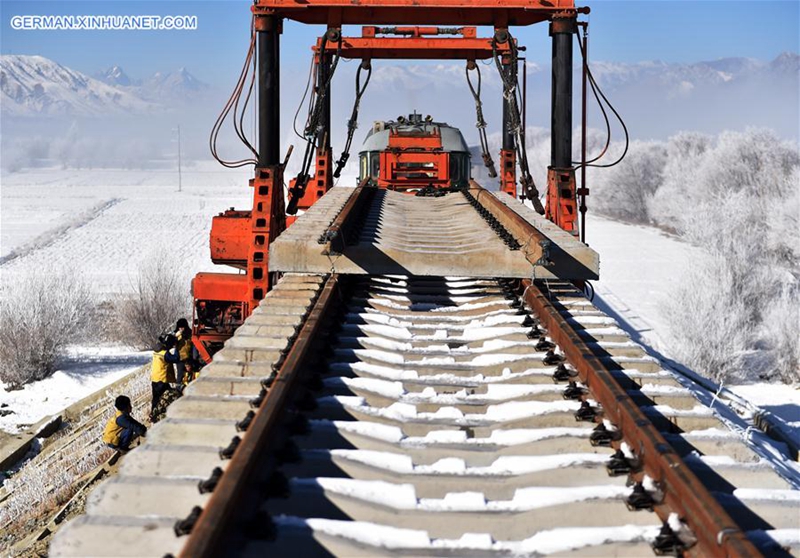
[249, 14, 285, 314]
[550, 17, 574, 170]
[317, 46, 331, 152]
[257, 15, 280, 168]
[546, 16, 578, 235]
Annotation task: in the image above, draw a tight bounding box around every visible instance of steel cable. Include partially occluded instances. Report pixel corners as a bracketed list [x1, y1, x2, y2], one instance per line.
[209, 18, 258, 168]
[466, 63, 497, 178]
[492, 34, 544, 213]
[334, 61, 372, 179]
[574, 31, 629, 169]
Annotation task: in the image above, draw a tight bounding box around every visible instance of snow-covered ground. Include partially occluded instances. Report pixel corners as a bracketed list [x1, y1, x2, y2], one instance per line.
[0, 165, 796, 447]
[0, 163, 253, 294]
[584, 215, 702, 356]
[0, 346, 149, 433]
[586, 213, 800, 447]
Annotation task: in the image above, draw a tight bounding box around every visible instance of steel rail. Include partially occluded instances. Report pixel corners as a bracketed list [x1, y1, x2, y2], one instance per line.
[520, 279, 761, 558]
[469, 181, 552, 268]
[320, 178, 373, 255]
[179, 274, 340, 558]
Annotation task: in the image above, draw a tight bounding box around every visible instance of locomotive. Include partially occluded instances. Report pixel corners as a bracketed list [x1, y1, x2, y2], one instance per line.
[358, 112, 472, 190]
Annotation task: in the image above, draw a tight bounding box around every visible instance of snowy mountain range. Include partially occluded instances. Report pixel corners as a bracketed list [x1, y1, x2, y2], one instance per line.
[585, 52, 798, 94]
[352, 51, 798, 140]
[359, 52, 798, 97]
[0, 55, 154, 116]
[1, 52, 797, 139]
[94, 65, 209, 100]
[1, 55, 209, 116]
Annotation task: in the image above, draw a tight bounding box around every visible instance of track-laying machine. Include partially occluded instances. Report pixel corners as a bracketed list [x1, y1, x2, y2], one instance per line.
[191, 1, 596, 362]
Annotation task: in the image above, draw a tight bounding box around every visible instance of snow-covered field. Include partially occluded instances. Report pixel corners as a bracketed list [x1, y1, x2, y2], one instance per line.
[0, 164, 796, 445]
[0, 163, 254, 294]
[0, 163, 254, 432]
[585, 215, 703, 356]
[586, 214, 800, 446]
[0, 346, 149, 433]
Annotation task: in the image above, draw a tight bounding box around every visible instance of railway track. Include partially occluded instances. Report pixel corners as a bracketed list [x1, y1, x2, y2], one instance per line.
[52, 271, 798, 557]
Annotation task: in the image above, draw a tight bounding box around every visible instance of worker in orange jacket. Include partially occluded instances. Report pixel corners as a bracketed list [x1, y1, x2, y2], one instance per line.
[151, 334, 180, 420]
[102, 395, 147, 451]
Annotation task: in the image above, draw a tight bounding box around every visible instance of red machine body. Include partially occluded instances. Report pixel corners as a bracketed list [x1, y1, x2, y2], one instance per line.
[357, 113, 471, 192]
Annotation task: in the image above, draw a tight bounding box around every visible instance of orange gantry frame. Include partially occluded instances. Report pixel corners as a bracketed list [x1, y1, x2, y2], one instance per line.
[252, 0, 578, 25]
[192, 0, 583, 360]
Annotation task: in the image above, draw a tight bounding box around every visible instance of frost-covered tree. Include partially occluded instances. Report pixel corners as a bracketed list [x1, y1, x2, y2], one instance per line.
[651, 130, 800, 383]
[585, 128, 799, 384]
[661, 255, 754, 383]
[762, 285, 800, 383]
[648, 131, 712, 231]
[591, 140, 667, 223]
[0, 272, 95, 387]
[116, 254, 191, 349]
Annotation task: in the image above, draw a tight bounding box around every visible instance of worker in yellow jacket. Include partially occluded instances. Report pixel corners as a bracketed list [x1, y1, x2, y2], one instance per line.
[174, 318, 194, 385]
[151, 334, 181, 420]
[102, 395, 147, 451]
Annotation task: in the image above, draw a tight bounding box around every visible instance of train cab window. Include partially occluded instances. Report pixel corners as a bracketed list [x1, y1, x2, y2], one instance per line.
[359, 152, 381, 181]
[370, 152, 380, 178]
[359, 154, 368, 181]
[450, 153, 470, 187]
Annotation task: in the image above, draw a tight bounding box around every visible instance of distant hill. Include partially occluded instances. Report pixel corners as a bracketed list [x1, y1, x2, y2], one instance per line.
[353, 52, 800, 141]
[1, 55, 154, 116]
[1, 55, 210, 116]
[1, 52, 797, 140]
[94, 65, 133, 87]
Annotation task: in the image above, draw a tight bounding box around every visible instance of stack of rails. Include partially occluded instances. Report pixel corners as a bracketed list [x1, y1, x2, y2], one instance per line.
[51, 188, 798, 558]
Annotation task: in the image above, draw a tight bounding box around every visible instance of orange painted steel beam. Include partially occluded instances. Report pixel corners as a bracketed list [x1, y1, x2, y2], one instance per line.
[312, 27, 512, 61]
[499, 148, 516, 197]
[318, 35, 509, 60]
[294, 148, 333, 212]
[247, 166, 287, 310]
[253, 0, 580, 26]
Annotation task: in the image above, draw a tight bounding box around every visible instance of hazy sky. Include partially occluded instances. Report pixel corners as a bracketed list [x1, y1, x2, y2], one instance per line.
[1, 0, 798, 85]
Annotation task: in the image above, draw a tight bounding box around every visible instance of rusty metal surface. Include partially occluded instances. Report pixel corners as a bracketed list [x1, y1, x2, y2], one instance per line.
[520, 279, 761, 558]
[468, 182, 552, 269]
[178, 274, 339, 558]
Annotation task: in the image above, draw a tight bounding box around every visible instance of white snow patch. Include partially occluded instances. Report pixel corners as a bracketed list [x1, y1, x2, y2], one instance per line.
[509, 524, 661, 555]
[313, 478, 418, 508]
[487, 427, 591, 445]
[318, 420, 405, 443]
[0, 346, 148, 433]
[410, 430, 467, 444]
[733, 488, 800, 502]
[262, 516, 663, 554]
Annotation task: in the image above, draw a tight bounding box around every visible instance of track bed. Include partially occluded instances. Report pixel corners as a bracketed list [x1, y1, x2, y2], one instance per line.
[51, 274, 797, 557]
